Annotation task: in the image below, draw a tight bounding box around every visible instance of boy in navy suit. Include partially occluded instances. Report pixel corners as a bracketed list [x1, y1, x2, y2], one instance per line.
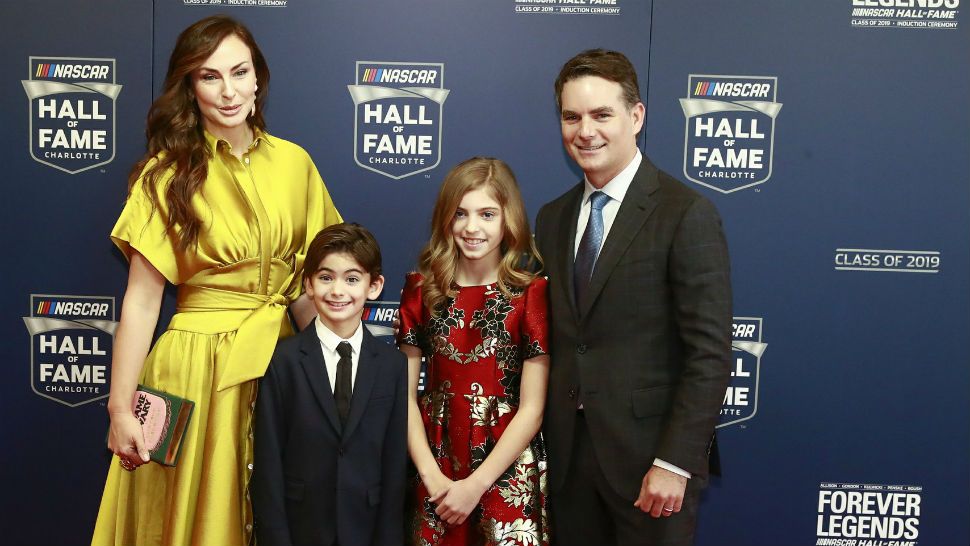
[252, 223, 407, 546]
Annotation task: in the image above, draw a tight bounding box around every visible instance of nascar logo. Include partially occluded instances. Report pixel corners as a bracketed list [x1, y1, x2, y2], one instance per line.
[348, 61, 449, 179]
[33, 62, 111, 80]
[691, 80, 773, 98]
[362, 301, 398, 338]
[681, 75, 782, 193]
[34, 297, 111, 318]
[21, 56, 122, 174]
[359, 67, 439, 85]
[23, 294, 117, 407]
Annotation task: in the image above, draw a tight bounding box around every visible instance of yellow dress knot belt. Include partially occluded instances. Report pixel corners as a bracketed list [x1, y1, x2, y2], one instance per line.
[172, 284, 293, 391]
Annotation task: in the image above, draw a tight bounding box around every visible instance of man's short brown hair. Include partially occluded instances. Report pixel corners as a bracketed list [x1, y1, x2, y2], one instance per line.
[554, 48, 642, 110]
[303, 223, 383, 284]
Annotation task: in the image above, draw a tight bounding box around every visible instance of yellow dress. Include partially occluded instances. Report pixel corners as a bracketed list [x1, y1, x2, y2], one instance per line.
[92, 130, 342, 546]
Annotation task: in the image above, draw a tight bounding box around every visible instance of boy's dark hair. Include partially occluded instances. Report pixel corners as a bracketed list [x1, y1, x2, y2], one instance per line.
[554, 48, 642, 110]
[303, 223, 383, 284]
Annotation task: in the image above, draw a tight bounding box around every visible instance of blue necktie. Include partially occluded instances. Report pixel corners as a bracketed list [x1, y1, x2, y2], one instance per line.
[574, 191, 611, 308]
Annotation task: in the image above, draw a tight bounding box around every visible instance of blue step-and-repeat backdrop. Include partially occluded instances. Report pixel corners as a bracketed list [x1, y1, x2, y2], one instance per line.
[1, 1, 967, 544]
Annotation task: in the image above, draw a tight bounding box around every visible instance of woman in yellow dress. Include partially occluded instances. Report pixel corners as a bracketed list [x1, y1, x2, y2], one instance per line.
[92, 15, 341, 546]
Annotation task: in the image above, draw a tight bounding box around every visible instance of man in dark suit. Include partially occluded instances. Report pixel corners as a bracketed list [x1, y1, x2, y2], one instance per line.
[252, 223, 407, 546]
[534, 49, 732, 545]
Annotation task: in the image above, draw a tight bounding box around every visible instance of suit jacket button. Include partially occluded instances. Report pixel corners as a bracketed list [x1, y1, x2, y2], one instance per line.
[338, 448, 345, 456]
[577, 344, 587, 354]
[568, 389, 577, 399]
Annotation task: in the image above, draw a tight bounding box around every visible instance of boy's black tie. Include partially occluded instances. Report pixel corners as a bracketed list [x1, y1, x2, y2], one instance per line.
[335, 341, 353, 426]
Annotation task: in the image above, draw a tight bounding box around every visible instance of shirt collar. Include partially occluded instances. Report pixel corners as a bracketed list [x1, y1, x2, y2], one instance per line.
[582, 149, 642, 206]
[203, 126, 274, 155]
[314, 317, 363, 356]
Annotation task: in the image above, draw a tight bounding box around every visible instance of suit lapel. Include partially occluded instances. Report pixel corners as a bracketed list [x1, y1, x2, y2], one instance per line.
[555, 184, 585, 322]
[298, 326, 342, 435]
[341, 326, 380, 442]
[579, 158, 660, 318]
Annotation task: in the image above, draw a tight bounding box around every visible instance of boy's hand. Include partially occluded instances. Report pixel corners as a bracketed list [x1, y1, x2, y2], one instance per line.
[432, 478, 489, 526]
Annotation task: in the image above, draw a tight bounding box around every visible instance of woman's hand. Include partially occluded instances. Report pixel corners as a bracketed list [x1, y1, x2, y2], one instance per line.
[431, 477, 489, 525]
[107, 410, 150, 470]
[422, 469, 455, 501]
[104, 251, 165, 471]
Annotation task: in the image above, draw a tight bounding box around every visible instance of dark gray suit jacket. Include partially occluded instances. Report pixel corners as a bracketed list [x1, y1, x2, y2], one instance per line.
[534, 155, 732, 500]
[252, 324, 407, 546]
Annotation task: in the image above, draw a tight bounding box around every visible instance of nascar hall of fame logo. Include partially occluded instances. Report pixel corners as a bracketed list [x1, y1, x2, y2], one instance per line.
[23, 295, 117, 407]
[21, 57, 122, 174]
[816, 482, 922, 546]
[718, 317, 767, 428]
[680, 75, 782, 193]
[347, 61, 449, 179]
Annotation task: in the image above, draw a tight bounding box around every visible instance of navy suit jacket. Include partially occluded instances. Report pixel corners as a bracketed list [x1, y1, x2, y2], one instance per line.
[252, 323, 407, 546]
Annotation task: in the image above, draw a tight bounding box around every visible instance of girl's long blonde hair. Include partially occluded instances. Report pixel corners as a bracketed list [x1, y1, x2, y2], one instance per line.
[417, 157, 542, 313]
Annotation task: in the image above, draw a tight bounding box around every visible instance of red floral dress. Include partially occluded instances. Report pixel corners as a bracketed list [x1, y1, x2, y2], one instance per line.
[398, 273, 550, 546]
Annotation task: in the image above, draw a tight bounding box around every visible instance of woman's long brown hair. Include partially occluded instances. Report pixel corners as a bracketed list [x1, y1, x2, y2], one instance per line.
[417, 157, 542, 313]
[128, 15, 270, 250]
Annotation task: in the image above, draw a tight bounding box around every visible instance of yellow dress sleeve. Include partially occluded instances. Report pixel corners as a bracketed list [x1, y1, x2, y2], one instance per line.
[109, 164, 183, 284]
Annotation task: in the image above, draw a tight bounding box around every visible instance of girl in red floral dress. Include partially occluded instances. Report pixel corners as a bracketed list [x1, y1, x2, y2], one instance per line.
[397, 157, 550, 545]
